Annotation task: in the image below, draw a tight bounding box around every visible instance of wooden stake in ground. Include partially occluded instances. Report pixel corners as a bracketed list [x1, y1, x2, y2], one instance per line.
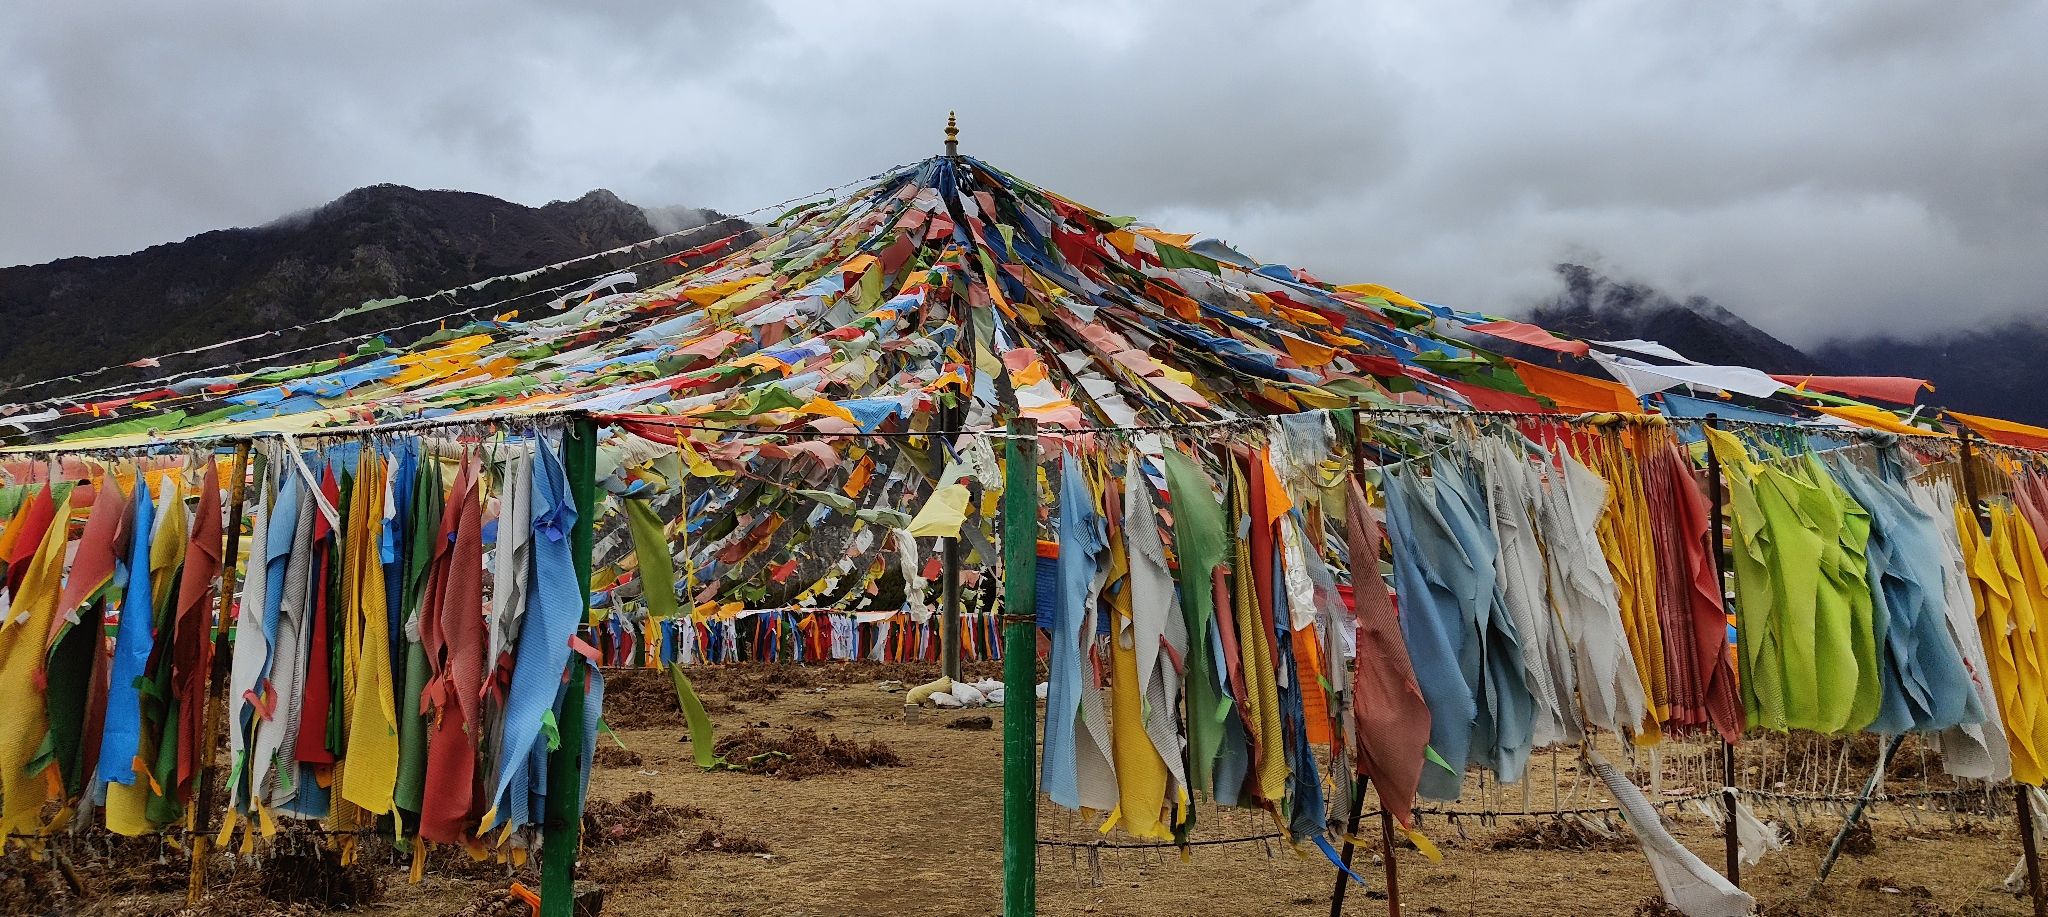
[1329, 773, 1369, 917]
[1000, 418, 1039, 917]
[188, 441, 251, 906]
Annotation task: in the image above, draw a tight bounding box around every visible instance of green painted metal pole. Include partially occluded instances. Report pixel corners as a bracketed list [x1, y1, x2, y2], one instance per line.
[543, 415, 598, 917]
[1001, 417, 1039, 917]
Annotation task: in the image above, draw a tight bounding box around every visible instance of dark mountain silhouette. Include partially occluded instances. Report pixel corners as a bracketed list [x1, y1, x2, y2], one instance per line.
[1528, 264, 1828, 374]
[0, 185, 750, 401]
[1527, 264, 2048, 425]
[1817, 319, 2048, 426]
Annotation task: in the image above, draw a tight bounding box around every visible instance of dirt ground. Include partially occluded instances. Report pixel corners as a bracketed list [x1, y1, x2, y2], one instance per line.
[12, 661, 2035, 917]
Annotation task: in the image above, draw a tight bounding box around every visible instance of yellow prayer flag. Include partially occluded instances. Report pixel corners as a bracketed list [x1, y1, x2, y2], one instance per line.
[906, 483, 973, 538]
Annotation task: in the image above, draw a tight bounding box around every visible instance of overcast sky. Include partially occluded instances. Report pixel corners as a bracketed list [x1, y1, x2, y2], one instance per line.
[4, 0, 2044, 345]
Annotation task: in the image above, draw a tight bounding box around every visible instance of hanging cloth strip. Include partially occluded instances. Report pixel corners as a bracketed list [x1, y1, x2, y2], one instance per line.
[485, 434, 586, 832]
[341, 449, 400, 815]
[1099, 461, 1171, 840]
[0, 484, 70, 835]
[101, 470, 159, 816]
[224, 455, 271, 814]
[1707, 429, 1881, 735]
[1164, 448, 1230, 804]
[1537, 452, 1648, 737]
[255, 461, 318, 818]
[173, 461, 223, 806]
[1588, 429, 1668, 741]
[1232, 450, 1287, 813]
[1959, 503, 2048, 785]
[394, 446, 447, 821]
[1641, 436, 1744, 743]
[1380, 459, 1478, 801]
[1910, 471, 2011, 780]
[1433, 451, 1533, 783]
[1125, 456, 1190, 828]
[142, 474, 189, 827]
[1043, 449, 1117, 813]
[420, 453, 488, 844]
[1474, 436, 1580, 749]
[1823, 449, 1982, 737]
[51, 474, 127, 807]
[1342, 477, 1432, 829]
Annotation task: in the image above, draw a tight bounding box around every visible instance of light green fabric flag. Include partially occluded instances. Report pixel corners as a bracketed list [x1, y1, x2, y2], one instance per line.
[667, 665, 721, 769]
[625, 498, 679, 622]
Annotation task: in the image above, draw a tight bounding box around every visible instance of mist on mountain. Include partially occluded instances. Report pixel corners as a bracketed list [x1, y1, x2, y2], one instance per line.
[1526, 265, 1826, 375]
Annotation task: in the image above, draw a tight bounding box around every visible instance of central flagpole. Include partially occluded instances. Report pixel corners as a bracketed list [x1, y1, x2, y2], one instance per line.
[940, 111, 965, 681]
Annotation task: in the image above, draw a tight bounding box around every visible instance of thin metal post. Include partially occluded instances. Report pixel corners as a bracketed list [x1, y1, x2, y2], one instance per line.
[1702, 414, 1740, 888]
[542, 416, 598, 917]
[188, 442, 251, 905]
[1817, 732, 1906, 883]
[1000, 417, 1040, 917]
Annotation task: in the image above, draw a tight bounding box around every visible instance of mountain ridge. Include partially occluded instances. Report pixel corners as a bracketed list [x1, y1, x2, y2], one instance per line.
[0, 184, 747, 400]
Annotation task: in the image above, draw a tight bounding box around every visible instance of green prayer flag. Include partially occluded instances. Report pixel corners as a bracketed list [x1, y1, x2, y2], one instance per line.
[1163, 449, 1230, 799]
[1157, 244, 1221, 275]
[667, 665, 723, 770]
[625, 498, 680, 621]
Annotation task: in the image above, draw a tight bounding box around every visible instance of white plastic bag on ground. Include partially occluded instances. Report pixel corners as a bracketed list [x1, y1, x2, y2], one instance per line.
[932, 692, 964, 708]
[950, 682, 987, 707]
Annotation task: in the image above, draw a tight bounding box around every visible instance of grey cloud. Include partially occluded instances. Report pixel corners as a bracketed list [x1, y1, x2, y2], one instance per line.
[2, 0, 2044, 347]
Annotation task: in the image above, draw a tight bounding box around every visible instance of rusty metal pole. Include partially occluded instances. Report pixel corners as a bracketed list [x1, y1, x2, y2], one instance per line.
[188, 441, 251, 906]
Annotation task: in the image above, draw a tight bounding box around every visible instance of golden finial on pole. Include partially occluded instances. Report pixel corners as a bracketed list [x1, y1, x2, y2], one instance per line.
[945, 111, 959, 157]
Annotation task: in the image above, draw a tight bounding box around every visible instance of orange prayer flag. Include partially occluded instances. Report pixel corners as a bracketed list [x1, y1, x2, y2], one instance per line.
[1813, 404, 1925, 436]
[842, 456, 875, 497]
[1277, 332, 1339, 368]
[1506, 358, 1641, 414]
[1946, 410, 2048, 450]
